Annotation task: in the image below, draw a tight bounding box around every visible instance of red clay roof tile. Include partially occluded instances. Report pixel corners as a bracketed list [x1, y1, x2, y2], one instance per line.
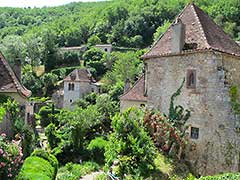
[0, 52, 31, 98]
[143, 3, 240, 59]
[120, 75, 147, 102]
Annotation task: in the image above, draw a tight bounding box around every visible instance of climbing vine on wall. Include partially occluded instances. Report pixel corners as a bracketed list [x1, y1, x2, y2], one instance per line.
[229, 85, 240, 133]
[168, 78, 191, 127]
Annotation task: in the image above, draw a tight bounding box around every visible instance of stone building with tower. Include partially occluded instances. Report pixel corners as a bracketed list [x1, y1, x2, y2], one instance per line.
[63, 68, 100, 108]
[120, 3, 240, 176]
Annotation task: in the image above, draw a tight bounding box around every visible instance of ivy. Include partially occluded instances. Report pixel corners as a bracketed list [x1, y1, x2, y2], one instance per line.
[168, 78, 191, 126]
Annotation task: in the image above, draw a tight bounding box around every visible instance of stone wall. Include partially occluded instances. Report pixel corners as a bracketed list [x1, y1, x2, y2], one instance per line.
[145, 51, 240, 175]
[120, 100, 146, 112]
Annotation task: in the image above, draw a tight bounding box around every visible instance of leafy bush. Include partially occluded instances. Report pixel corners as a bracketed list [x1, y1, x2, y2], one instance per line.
[87, 137, 108, 164]
[31, 149, 59, 174]
[38, 105, 52, 127]
[0, 106, 6, 123]
[45, 123, 61, 149]
[0, 134, 23, 179]
[38, 105, 60, 127]
[105, 107, 156, 178]
[144, 112, 189, 157]
[17, 156, 54, 180]
[56, 161, 100, 180]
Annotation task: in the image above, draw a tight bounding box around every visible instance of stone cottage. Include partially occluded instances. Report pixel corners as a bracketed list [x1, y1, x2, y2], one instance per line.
[63, 68, 99, 108]
[120, 3, 240, 176]
[0, 52, 32, 135]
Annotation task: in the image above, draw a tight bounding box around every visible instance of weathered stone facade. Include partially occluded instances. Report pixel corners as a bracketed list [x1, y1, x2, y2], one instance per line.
[145, 51, 240, 175]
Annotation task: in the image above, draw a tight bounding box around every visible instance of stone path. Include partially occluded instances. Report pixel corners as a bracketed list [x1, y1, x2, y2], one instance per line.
[79, 171, 103, 180]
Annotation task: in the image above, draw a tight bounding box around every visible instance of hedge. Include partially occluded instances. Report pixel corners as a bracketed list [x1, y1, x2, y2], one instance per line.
[16, 156, 54, 180]
[31, 149, 59, 174]
[17, 149, 58, 180]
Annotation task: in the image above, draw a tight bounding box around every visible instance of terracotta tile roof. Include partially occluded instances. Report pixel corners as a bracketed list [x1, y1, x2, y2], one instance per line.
[120, 75, 147, 102]
[64, 68, 95, 82]
[0, 52, 31, 98]
[143, 3, 240, 59]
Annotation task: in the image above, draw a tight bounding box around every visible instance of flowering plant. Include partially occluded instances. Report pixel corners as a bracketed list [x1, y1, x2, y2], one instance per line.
[144, 111, 189, 159]
[0, 134, 23, 179]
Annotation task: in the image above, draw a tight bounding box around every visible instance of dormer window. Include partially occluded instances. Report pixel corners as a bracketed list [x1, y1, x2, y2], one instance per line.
[186, 69, 196, 89]
[68, 83, 75, 91]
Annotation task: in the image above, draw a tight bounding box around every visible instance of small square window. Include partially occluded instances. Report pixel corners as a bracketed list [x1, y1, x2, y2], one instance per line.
[186, 69, 196, 89]
[190, 127, 199, 139]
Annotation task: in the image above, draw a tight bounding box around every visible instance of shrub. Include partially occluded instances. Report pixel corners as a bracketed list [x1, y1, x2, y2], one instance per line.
[31, 149, 58, 175]
[105, 107, 156, 179]
[87, 137, 108, 164]
[144, 112, 189, 157]
[38, 105, 52, 127]
[56, 162, 100, 180]
[45, 123, 61, 149]
[0, 135, 23, 179]
[17, 156, 54, 180]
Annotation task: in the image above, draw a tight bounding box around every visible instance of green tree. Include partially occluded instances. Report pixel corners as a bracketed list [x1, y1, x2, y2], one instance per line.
[0, 35, 26, 66]
[105, 107, 156, 178]
[87, 35, 102, 46]
[153, 21, 171, 43]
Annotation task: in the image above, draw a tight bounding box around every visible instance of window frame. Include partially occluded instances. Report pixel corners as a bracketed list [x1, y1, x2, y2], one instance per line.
[186, 69, 196, 89]
[190, 127, 199, 139]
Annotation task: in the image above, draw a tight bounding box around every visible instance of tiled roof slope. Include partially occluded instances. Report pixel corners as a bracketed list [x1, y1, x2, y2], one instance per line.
[143, 3, 240, 59]
[120, 75, 147, 102]
[64, 69, 95, 82]
[0, 52, 31, 98]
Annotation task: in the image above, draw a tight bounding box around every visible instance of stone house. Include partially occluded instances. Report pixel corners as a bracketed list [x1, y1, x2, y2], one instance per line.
[0, 52, 32, 135]
[63, 68, 99, 108]
[95, 44, 112, 53]
[120, 3, 240, 176]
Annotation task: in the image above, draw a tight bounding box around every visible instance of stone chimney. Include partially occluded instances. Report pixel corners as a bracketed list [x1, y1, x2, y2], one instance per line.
[124, 79, 131, 93]
[171, 18, 185, 53]
[13, 59, 21, 81]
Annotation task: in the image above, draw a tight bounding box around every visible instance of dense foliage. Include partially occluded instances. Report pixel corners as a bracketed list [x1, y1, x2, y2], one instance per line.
[0, 0, 239, 50]
[56, 161, 99, 180]
[105, 107, 156, 179]
[17, 149, 58, 180]
[0, 134, 23, 179]
[17, 156, 54, 180]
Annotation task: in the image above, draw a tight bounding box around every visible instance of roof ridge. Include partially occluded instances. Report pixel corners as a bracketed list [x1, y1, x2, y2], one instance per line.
[0, 52, 31, 98]
[142, 3, 191, 59]
[119, 74, 144, 99]
[191, 4, 211, 49]
[193, 4, 240, 53]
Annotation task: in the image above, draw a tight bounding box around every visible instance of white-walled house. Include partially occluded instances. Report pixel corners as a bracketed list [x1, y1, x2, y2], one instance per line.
[63, 69, 99, 108]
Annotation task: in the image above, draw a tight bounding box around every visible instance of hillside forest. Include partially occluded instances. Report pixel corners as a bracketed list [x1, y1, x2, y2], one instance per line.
[0, 0, 240, 180]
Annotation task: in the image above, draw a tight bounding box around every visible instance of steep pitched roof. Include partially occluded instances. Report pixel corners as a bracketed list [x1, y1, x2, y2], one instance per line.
[0, 52, 31, 98]
[120, 75, 147, 102]
[143, 3, 240, 59]
[64, 69, 95, 82]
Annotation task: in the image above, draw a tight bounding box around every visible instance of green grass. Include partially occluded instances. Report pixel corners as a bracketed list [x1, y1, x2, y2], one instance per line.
[56, 161, 100, 180]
